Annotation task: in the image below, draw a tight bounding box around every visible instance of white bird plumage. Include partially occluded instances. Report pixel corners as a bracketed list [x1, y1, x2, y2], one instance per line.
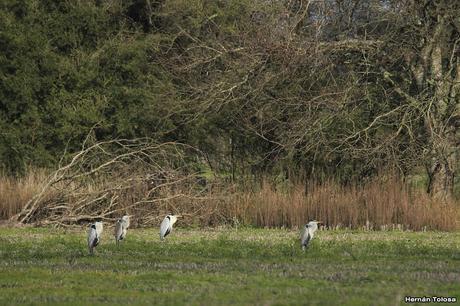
[300, 220, 322, 251]
[159, 214, 179, 240]
[114, 215, 131, 246]
[87, 221, 103, 254]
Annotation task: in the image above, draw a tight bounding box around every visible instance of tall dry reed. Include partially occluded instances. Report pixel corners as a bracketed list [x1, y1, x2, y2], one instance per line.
[0, 168, 49, 220]
[226, 178, 458, 231]
[0, 168, 458, 231]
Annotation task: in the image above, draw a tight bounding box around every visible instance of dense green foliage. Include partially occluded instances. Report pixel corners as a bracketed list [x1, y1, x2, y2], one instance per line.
[0, 0, 269, 177]
[1, 1, 179, 172]
[0, 227, 459, 305]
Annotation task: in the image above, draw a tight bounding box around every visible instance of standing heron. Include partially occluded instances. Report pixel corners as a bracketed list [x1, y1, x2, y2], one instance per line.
[114, 215, 132, 246]
[87, 221, 103, 255]
[300, 220, 322, 251]
[159, 214, 180, 241]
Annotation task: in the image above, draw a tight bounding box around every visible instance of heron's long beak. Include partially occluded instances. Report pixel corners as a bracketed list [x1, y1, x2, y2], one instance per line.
[317, 221, 323, 224]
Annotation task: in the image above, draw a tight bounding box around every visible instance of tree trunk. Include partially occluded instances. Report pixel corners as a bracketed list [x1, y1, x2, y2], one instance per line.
[409, 3, 460, 200]
[427, 156, 454, 201]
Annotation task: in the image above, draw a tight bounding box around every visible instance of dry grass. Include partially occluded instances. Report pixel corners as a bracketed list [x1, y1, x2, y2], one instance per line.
[0, 168, 49, 220]
[227, 178, 459, 231]
[0, 169, 458, 231]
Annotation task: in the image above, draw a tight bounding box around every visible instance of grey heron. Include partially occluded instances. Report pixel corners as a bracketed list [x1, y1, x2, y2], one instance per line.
[114, 215, 131, 246]
[159, 214, 180, 241]
[301, 220, 322, 251]
[87, 221, 103, 254]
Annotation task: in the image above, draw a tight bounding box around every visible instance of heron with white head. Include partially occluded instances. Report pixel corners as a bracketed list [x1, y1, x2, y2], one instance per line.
[159, 214, 180, 241]
[114, 215, 132, 246]
[300, 220, 322, 251]
[87, 221, 103, 254]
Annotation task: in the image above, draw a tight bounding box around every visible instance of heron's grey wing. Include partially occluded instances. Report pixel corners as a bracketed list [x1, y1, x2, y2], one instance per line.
[160, 218, 171, 240]
[301, 227, 311, 248]
[115, 221, 123, 240]
[88, 228, 98, 248]
[300, 226, 307, 239]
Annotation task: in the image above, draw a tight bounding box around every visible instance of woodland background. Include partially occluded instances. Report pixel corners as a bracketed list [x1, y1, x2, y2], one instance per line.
[0, 0, 459, 229]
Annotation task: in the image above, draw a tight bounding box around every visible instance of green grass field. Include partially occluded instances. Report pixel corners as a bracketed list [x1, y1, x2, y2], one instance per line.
[0, 227, 459, 305]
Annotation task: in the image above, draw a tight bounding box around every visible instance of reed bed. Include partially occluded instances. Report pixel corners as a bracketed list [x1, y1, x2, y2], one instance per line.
[0, 169, 49, 220]
[0, 169, 458, 231]
[228, 178, 458, 231]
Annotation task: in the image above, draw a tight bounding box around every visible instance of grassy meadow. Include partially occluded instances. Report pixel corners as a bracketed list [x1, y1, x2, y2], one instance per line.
[0, 227, 459, 305]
